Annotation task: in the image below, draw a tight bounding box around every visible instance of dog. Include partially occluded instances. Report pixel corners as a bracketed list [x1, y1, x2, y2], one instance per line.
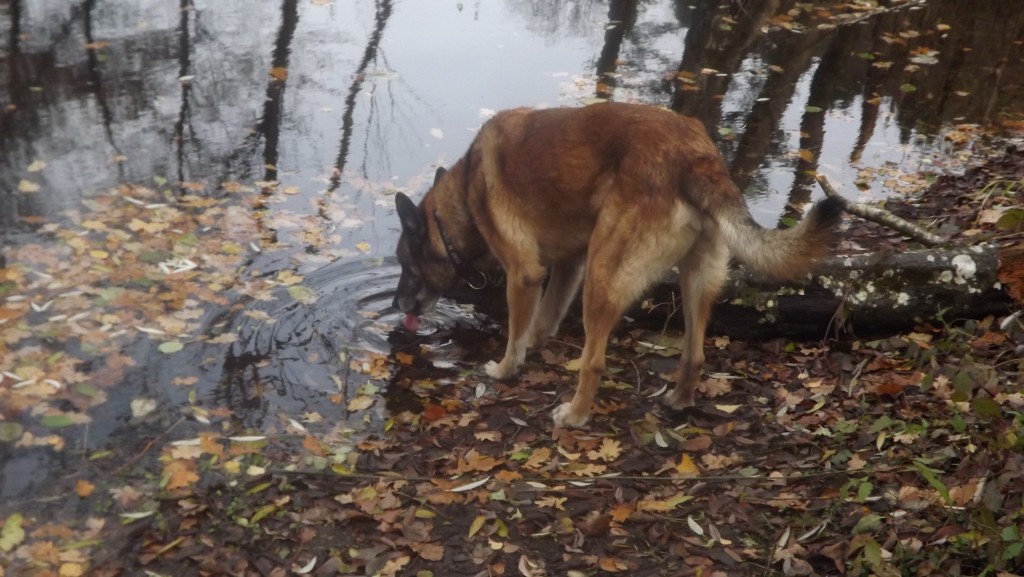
[393, 102, 842, 428]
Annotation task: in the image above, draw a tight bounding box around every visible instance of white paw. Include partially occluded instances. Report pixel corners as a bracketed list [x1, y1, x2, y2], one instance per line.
[484, 360, 512, 380]
[551, 402, 591, 429]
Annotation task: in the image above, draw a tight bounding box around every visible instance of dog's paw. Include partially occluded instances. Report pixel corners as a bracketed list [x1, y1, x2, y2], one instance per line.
[484, 360, 514, 381]
[551, 403, 590, 429]
[663, 388, 695, 410]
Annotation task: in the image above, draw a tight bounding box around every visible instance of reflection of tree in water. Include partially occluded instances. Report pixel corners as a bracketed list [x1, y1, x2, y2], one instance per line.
[504, 0, 601, 40]
[328, 0, 393, 194]
[648, 0, 1024, 216]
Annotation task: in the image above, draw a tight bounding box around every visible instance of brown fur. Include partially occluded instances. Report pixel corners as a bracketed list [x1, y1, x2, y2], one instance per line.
[394, 103, 842, 428]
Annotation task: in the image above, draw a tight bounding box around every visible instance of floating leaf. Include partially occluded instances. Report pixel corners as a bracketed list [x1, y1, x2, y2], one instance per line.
[0, 513, 25, 552]
[0, 422, 23, 443]
[900, 83, 917, 93]
[287, 285, 318, 304]
[76, 479, 96, 498]
[804, 105, 823, 113]
[18, 179, 40, 193]
[40, 414, 75, 428]
[131, 398, 157, 419]
[27, 159, 46, 172]
[158, 341, 184, 354]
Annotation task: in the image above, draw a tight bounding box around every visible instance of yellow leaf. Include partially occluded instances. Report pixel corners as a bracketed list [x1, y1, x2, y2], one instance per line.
[676, 453, 700, 476]
[468, 515, 487, 539]
[75, 479, 95, 497]
[90, 250, 109, 260]
[270, 66, 289, 81]
[59, 563, 86, 577]
[18, 179, 40, 193]
[536, 495, 567, 510]
[347, 395, 375, 411]
[27, 159, 47, 172]
[523, 446, 552, 470]
[355, 241, 371, 253]
[563, 358, 581, 371]
[587, 437, 622, 462]
[798, 149, 815, 162]
[163, 459, 199, 490]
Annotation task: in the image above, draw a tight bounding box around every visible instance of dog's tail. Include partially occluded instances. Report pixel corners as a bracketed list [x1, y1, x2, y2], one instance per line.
[715, 196, 844, 281]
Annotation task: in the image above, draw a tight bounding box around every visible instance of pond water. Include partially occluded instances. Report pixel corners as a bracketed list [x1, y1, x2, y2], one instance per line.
[1, 0, 1022, 502]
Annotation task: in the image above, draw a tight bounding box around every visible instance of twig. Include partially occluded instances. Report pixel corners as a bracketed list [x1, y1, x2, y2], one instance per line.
[816, 174, 947, 247]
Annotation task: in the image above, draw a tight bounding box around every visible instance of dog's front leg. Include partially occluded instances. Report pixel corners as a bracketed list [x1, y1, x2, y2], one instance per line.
[484, 278, 542, 380]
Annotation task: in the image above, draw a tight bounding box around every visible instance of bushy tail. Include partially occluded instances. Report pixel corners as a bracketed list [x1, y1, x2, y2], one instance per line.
[716, 197, 843, 281]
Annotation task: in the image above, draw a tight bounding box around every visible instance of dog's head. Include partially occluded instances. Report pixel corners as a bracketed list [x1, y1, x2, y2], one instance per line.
[393, 169, 457, 330]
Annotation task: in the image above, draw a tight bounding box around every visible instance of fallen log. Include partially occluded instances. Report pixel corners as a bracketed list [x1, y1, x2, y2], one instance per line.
[638, 242, 1021, 339]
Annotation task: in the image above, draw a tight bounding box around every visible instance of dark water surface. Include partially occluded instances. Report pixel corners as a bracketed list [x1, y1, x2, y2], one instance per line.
[1, 0, 1023, 502]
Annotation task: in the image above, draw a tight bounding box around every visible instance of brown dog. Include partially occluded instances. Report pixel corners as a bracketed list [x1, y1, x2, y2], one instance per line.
[393, 103, 841, 428]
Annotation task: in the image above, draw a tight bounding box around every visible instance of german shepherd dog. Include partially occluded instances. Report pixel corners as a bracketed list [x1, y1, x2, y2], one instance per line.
[393, 103, 841, 428]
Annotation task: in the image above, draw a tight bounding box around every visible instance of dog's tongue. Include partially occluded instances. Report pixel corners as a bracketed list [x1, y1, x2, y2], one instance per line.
[402, 313, 420, 332]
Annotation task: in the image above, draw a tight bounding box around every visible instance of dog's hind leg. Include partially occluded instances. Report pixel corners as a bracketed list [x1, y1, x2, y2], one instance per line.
[664, 232, 729, 409]
[526, 258, 585, 350]
[551, 210, 683, 428]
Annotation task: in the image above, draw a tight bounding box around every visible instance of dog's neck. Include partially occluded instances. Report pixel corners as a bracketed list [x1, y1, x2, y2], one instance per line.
[429, 159, 490, 276]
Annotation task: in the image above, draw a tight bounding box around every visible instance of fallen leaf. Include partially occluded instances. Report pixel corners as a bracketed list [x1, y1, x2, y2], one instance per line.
[75, 479, 95, 498]
[676, 453, 700, 476]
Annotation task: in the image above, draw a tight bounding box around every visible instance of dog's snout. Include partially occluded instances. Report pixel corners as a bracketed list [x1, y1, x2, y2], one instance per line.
[393, 293, 418, 314]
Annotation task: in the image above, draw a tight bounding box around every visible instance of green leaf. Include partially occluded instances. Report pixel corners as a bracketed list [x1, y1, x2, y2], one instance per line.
[158, 341, 184, 354]
[857, 481, 873, 502]
[40, 414, 75, 428]
[971, 397, 1001, 421]
[852, 513, 883, 534]
[900, 83, 917, 93]
[804, 105, 823, 113]
[996, 208, 1024, 230]
[863, 538, 883, 566]
[0, 513, 25, 552]
[914, 460, 953, 506]
[249, 504, 277, 524]
[75, 383, 99, 398]
[0, 422, 23, 443]
[1001, 525, 1020, 542]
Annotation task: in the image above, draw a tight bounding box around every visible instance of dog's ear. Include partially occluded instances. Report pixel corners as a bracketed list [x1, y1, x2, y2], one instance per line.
[433, 167, 447, 187]
[395, 192, 425, 237]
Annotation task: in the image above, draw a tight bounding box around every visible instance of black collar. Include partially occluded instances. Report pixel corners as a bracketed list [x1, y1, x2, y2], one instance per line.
[433, 210, 489, 289]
